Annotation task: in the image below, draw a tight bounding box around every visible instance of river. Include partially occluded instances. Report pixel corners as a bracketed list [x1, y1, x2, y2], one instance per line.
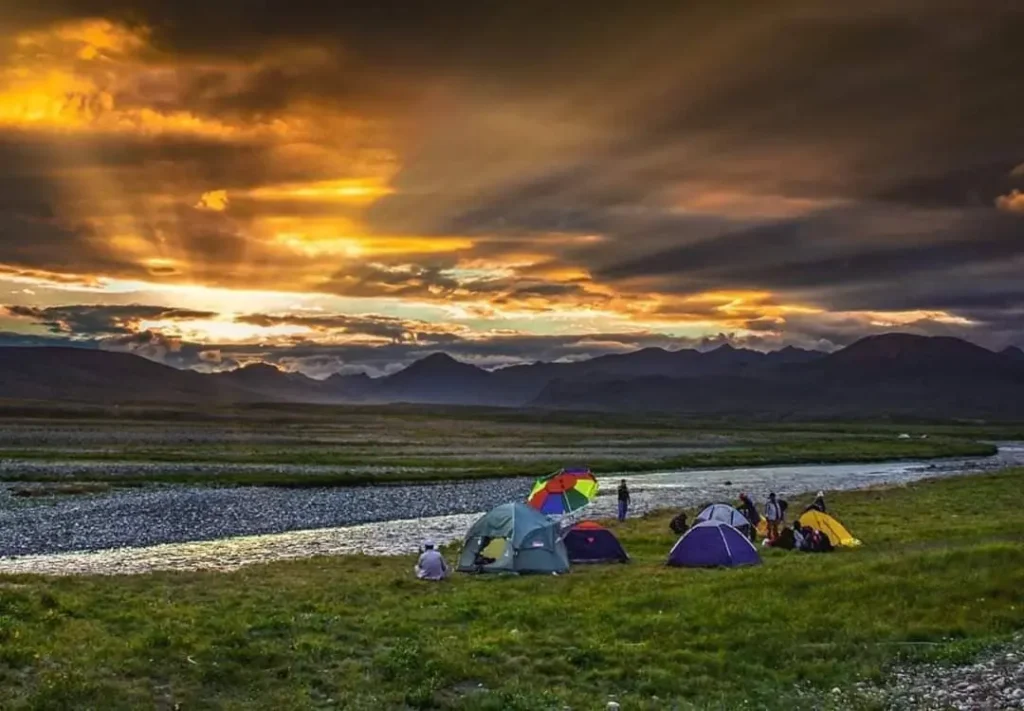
[0, 443, 1020, 576]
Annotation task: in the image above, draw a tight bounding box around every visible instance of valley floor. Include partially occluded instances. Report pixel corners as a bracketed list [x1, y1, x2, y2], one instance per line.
[0, 407, 1012, 487]
[1, 468, 1023, 710]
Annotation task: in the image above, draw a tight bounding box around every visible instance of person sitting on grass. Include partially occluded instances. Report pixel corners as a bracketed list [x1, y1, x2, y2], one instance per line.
[669, 510, 689, 536]
[415, 540, 449, 581]
[765, 492, 784, 541]
[791, 521, 807, 551]
[807, 529, 834, 553]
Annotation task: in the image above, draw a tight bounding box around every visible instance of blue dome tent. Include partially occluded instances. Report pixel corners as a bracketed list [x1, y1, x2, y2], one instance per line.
[667, 521, 761, 568]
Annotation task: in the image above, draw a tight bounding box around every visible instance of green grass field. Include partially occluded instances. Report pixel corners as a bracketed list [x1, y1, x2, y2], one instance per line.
[1, 468, 1022, 710]
[0, 405, 1005, 487]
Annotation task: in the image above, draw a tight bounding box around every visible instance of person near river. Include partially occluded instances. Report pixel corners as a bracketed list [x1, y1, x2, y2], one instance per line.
[669, 510, 688, 536]
[765, 492, 784, 541]
[617, 479, 631, 522]
[415, 540, 449, 581]
[737, 492, 761, 541]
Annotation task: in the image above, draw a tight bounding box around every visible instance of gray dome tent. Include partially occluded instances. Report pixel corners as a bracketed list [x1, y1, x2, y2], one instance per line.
[695, 503, 754, 537]
[457, 502, 570, 574]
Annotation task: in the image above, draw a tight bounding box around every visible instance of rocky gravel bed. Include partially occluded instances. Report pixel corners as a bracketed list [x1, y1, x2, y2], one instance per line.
[0, 477, 532, 556]
[0, 444, 1021, 576]
[852, 637, 1024, 710]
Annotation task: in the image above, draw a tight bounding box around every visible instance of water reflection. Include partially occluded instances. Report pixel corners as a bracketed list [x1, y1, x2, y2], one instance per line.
[1, 444, 1020, 576]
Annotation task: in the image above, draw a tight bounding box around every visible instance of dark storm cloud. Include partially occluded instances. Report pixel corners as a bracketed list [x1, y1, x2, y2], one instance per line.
[235, 312, 465, 344]
[2, 0, 1024, 355]
[599, 205, 1024, 311]
[4, 304, 217, 335]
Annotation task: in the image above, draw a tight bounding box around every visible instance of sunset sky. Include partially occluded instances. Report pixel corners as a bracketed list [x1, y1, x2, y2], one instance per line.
[0, 1, 1022, 376]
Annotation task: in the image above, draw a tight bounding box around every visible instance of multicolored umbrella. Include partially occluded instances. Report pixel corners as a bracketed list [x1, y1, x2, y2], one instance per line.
[527, 467, 599, 515]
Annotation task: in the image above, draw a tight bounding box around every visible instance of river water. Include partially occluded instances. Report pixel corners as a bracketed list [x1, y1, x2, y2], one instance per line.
[1, 443, 1020, 576]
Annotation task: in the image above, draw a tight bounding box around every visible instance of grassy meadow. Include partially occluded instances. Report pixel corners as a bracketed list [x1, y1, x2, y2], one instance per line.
[0, 404, 1009, 487]
[1, 468, 1022, 709]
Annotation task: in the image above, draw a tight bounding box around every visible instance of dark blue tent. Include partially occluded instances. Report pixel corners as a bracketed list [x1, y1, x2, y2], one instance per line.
[667, 521, 761, 568]
[563, 522, 629, 563]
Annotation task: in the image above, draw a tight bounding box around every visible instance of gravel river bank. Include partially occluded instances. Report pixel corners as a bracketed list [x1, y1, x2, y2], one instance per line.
[1, 443, 1021, 576]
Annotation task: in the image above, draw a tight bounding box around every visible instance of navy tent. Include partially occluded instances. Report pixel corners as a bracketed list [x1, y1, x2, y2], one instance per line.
[667, 521, 761, 568]
[563, 522, 629, 563]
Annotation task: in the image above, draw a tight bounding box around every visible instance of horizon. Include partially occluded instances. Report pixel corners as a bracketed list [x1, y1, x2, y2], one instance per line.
[3, 331, 1022, 380]
[0, 2, 1022, 378]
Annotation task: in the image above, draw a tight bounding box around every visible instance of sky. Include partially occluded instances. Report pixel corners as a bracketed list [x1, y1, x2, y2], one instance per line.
[0, 1, 1022, 377]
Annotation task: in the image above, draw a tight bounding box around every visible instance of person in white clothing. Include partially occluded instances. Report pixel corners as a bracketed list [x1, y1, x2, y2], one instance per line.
[415, 540, 449, 581]
[765, 492, 783, 541]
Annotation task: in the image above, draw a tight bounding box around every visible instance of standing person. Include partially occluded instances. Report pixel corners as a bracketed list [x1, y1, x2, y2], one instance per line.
[669, 510, 689, 536]
[737, 493, 761, 542]
[415, 540, 448, 581]
[765, 492, 783, 541]
[617, 479, 631, 522]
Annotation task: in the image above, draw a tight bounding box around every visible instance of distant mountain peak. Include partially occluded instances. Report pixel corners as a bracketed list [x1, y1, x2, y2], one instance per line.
[393, 351, 486, 379]
[327, 371, 372, 382]
[239, 362, 281, 374]
[417, 352, 461, 365]
[1002, 345, 1024, 361]
[844, 332, 992, 355]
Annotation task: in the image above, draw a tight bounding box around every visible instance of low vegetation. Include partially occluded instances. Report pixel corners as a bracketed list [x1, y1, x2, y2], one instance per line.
[1, 469, 1022, 709]
[0, 406, 1005, 488]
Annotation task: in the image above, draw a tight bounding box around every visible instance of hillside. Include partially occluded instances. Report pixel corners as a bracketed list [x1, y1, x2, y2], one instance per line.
[2, 334, 1024, 418]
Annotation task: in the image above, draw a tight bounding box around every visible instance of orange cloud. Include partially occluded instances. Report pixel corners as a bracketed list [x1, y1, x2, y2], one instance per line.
[195, 190, 229, 212]
[995, 189, 1024, 214]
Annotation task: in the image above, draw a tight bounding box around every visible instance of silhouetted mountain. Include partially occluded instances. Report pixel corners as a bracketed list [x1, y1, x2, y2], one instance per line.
[368, 352, 499, 404]
[0, 347, 258, 404]
[3, 334, 1024, 418]
[1001, 345, 1024, 362]
[322, 372, 376, 399]
[764, 345, 822, 365]
[533, 334, 1024, 418]
[213, 363, 333, 402]
[808, 333, 1019, 379]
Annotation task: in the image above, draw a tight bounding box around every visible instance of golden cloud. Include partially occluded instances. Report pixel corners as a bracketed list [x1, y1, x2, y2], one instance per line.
[995, 189, 1024, 214]
[195, 190, 229, 212]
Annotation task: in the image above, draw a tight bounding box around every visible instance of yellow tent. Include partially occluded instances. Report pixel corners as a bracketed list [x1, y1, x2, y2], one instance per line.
[798, 510, 861, 547]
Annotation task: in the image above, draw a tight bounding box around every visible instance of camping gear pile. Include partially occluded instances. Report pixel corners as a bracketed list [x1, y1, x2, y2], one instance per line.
[448, 469, 861, 576]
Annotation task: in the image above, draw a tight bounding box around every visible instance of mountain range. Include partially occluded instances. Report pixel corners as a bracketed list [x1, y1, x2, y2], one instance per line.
[2, 334, 1024, 418]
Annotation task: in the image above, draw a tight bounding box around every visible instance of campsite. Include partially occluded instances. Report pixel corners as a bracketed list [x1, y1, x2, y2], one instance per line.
[2, 2, 1024, 707]
[1, 430, 1023, 709]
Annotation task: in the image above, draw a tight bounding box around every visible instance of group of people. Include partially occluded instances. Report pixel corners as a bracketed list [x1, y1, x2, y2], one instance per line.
[416, 484, 836, 582]
[668, 489, 833, 553]
[736, 491, 789, 541]
[775, 519, 834, 553]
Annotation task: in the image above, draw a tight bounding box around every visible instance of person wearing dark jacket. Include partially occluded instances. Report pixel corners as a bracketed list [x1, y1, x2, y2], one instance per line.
[737, 493, 760, 541]
[669, 511, 688, 536]
[617, 479, 631, 522]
